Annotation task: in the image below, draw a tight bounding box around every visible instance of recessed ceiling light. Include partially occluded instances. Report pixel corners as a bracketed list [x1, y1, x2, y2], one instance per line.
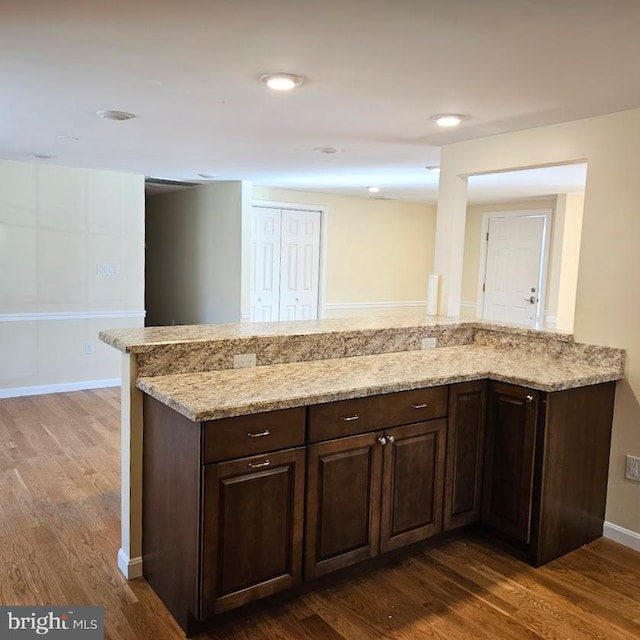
[368, 186, 381, 193]
[32, 153, 56, 159]
[432, 114, 467, 127]
[426, 166, 441, 174]
[260, 73, 304, 91]
[96, 110, 136, 121]
[198, 173, 217, 179]
[314, 146, 342, 154]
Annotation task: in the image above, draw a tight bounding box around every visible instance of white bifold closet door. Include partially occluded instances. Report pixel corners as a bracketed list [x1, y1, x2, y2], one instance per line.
[250, 206, 321, 322]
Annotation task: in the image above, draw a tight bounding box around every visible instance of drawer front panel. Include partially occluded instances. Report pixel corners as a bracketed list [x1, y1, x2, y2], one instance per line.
[308, 387, 448, 442]
[203, 407, 306, 463]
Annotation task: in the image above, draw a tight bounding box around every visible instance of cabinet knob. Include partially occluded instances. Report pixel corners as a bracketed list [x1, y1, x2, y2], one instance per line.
[377, 436, 387, 446]
[386, 435, 395, 444]
[526, 394, 535, 403]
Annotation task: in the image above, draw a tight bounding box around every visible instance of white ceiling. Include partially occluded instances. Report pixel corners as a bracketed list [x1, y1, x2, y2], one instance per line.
[2, 0, 637, 202]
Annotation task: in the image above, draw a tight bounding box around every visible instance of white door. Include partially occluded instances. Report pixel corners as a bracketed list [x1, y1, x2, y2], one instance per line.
[249, 207, 281, 322]
[249, 206, 322, 322]
[279, 209, 321, 321]
[481, 214, 547, 327]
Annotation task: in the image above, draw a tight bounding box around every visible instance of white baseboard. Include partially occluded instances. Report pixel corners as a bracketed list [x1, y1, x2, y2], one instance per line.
[544, 314, 558, 330]
[0, 378, 121, 399]
[603, 521, 640, 552]
[117, 548, 143, 579]
[324, 300, 427, 311]
[460, 301, 477, 310]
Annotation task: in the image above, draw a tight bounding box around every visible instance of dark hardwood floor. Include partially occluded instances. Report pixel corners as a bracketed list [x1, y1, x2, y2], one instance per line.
[1, 388, 640, 639]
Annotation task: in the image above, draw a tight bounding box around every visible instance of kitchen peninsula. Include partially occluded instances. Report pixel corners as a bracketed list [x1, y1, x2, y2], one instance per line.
[100, 315, 625, 635]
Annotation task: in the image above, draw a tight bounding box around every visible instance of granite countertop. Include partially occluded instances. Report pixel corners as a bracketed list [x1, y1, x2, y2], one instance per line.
[137, 345, 624, 422]
[100, 315, 571, 353]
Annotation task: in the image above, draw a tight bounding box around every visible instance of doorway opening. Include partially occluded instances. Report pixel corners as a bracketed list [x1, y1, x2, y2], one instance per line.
[478, 210, 551, 328]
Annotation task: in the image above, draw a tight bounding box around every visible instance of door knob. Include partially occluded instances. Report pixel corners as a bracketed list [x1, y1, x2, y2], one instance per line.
[524, 296, 537, 304]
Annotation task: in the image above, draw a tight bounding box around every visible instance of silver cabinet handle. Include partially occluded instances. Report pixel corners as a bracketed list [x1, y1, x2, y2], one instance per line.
[377, 436, 387, 445]
[526, 394, 535, 403]
[247, 430, 270, 438]
[386, 435, 395, 444]
[341, 415, 360, 422]
[248, 459, 271, 469]
[411, 403, 429, 410]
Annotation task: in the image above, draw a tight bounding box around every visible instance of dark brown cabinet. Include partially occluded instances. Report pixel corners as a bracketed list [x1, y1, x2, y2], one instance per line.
[305, 432, 383, 579]
[444, 381, 487, 531]
[201, 447, 305, 616]
[482, 381, 538, 542]
[305, 419, 446, 578]
[141, 377, 616, 635]
[481, 380, 616, 566]
[381, 420, 446, 552]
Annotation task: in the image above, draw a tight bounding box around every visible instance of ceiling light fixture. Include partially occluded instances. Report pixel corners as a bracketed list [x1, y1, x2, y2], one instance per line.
[314, 146, 342, 154]
[368, 186, 381, 193]
[260, 73, 304, 91]
[432, 114, 467, 128]
[426, 166, 441, 174]
[198, 173, 217, 179]
[96, 110, 136, 121]
[32, 153, 56, 159]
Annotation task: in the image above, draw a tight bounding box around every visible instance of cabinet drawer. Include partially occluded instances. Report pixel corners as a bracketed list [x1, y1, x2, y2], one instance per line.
[308, 387, 448, 442]
[203, 407, 306, 463]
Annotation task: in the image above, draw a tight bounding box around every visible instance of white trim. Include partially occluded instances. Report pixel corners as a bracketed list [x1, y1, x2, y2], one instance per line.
[0, 378, 120, 399]
[460, 301, 477, 310]
[240, 311, 252, 322]
[0, 310, 146, 323]
[476, 209, 553, 329]
[603, 521, 640, 552]
[251, 200, 329, 321]
[117, 548, 143, 579]
[324, 300, 427, 311]
[544, 314, 557, 329]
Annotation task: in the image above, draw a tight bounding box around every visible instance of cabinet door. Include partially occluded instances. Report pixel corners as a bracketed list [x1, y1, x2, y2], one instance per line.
[380, 420, 446, 553]
[305, 432, 383, 579]
[482, 382, 538, 543]
[201, 447, 305, 616]
[444, 381, 487, 530]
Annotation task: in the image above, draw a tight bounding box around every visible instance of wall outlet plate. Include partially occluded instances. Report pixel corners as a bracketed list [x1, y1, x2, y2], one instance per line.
[85, 342, 95, 354]
[626, 455, 640, 482]
[421, 337, 437, 350]
[233, 353, 257, 369]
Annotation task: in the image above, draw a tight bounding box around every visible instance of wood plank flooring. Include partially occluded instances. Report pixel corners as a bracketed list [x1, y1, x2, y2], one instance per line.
[1, 388, 640, 639]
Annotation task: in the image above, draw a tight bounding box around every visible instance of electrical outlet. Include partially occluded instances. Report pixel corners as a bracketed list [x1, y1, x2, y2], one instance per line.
[626, 455, 640, 482]
[421, 337, 437, 350]
[85, 342, 95, 355]
[233, 353, 257, 369]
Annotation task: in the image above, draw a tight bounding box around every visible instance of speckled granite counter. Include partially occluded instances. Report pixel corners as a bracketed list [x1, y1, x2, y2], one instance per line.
[137, 344, 624, 422]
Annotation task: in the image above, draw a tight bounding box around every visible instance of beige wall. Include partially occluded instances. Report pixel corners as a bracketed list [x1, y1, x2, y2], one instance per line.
[0, 160, 145, 396]
[437, 108, 640, 538]
[252, 187, 437, 317]
[146, 181, 251, 326]
[555, 193, 585, 332]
